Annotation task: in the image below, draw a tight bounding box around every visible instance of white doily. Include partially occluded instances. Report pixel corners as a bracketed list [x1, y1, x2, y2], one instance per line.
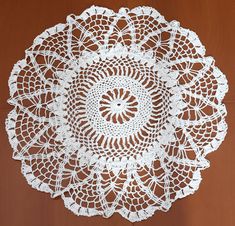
[6, 6, 228, 222]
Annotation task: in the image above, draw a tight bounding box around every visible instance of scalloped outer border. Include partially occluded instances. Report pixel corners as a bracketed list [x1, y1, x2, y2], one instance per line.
[5, 5, 228, 222]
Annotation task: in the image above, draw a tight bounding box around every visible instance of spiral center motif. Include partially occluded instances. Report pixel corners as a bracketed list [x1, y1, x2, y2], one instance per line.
[99, 88, 138, 124]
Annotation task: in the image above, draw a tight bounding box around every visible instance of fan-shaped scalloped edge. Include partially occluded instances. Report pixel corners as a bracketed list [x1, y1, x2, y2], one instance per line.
[5, 5, 229, 222]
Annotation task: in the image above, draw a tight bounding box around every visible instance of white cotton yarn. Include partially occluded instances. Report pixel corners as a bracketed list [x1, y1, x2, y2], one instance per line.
[6, 6, 228, 222]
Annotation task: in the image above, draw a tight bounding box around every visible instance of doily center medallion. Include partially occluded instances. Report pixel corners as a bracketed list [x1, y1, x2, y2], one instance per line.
[6, 6, 228, 222]
[99, 87, 138, 124]
[54, 48, 180, 168]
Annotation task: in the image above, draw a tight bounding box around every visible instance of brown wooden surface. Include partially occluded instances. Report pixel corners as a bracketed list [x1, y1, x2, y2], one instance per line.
[0, 1, 234, 226]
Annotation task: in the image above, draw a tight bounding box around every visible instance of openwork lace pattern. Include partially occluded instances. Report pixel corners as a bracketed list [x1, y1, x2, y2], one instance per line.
[6, 6, 228, 222]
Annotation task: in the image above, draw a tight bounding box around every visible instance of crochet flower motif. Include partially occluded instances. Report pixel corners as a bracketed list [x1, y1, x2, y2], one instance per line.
[6, 6, 228, 222]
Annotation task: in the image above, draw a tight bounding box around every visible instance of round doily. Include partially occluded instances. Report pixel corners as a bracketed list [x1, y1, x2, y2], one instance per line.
[6, 6, 228, 222]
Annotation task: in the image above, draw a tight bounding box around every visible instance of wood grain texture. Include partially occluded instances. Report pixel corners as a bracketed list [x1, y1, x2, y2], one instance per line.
[0, 1, 234, 226]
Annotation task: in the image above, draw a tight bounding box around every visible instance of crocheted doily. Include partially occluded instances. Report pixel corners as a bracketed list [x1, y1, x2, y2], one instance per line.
[6, 6, 228, 222]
